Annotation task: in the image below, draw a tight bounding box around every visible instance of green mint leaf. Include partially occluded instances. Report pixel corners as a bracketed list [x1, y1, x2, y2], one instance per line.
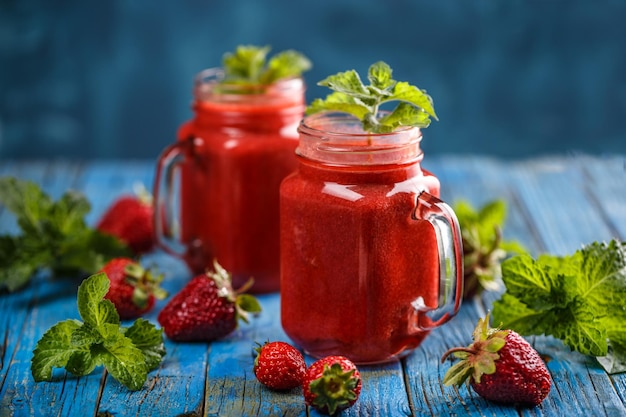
[0, 236, 42, 292]
[98, 335, 148, 391]
[223, 45, 270, 82]
[124, 319, 166, 371]
[260, 50, 312, 84]
[386, 81, 437, 119]
[577, 240, 626, 310]
[605, 310, 626, 352]
[368, 61, 395, 90]
[70, 323, 104, 347]
[308, 93, 371, 121]
[32, 273, 165, 390]
[378, 102, 432, 132]
[77, 272, 120, 328]
[494, 239, 626, 365]
[598, 303, 626, 373]
[307, 61, 437, 133]
[318, 70, 370, 98]
[555, 300, 607, 356]
[52, 229, 130, 276]
[500, 254, 575, 310]
[222, 45, 310, 85]
[65, 349, 97, 377]
[0, 176, 131, 291]
[0, 177, 52, 236]
[492, 293, 552, 335]
[31, 319, 82, 382]
[51, 190, 91, 234]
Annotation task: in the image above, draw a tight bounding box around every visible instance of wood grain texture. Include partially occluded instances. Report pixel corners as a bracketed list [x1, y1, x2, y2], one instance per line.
[0, 155, 625, 416]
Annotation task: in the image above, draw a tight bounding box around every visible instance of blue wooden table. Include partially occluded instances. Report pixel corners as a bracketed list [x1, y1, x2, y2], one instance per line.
[1, 155, 625, 416]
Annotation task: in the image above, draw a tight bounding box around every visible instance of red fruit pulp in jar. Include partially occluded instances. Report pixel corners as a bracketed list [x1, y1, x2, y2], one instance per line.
[159, 71, 304, 293]
[280, 114, 456, 364]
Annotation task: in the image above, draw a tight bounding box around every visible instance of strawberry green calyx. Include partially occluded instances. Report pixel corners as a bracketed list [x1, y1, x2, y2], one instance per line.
[307, 61, 437, 134]
[208, 259, 261, 325]
[123, 263, 167, 309]
[222, 45, 311, 86]
[308, 363, 360, 415]
[441, 314, 509, 386]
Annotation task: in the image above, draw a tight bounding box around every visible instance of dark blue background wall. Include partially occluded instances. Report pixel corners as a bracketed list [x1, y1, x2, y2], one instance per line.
[1, 0, 625, 160]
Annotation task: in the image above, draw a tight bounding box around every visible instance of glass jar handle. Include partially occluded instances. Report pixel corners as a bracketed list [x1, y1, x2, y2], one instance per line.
[153, 139, 191, 257]
[412, 191, 464, 330]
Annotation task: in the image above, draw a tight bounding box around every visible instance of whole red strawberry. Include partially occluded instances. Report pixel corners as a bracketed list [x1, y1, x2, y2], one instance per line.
[441, 313, 551, 407]
[303, 356, 362, 415]
[157, 260, 261, 342]
[253, 341, 306, 390]
[101, 258, 167, 320]
[97, 185, 154, 254]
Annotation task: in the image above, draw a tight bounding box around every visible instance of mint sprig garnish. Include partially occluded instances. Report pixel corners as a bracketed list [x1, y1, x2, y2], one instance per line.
[31, 273, 166, 390]
[0, 176, 131, 292]
[222, 45, 311, 85]
[307, 61, 438, 133]
[492, 239, 626, 373]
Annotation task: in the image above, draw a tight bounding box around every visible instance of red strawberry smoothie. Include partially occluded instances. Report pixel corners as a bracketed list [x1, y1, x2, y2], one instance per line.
[280, 114, 461, 363]
[155, 70, 305, 293]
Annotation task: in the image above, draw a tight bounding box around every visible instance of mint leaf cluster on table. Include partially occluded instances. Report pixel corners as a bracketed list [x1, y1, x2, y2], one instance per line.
[31, 273, 165, 390]
[221, 44, 311, 85]
[307, 61, 437, 133]
[0, 177, 130, 292]
[492, 239, 626, 373]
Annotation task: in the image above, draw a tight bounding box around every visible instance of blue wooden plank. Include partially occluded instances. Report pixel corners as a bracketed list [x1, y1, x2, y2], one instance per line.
[612, 374, 626, 408]
[0, 277, 39, 397]
[507, 156, 615, 255]
[536, 337, 626, 417]
[579, 154, 626, 240]
[344, 361, 411, 417]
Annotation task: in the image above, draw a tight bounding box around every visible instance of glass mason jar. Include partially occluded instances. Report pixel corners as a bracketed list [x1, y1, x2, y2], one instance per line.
[154, 68, 305, 293]
[280, 113, 464, 364]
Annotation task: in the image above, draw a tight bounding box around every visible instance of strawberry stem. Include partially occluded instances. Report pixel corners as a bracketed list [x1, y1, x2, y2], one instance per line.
[440, 347, 479, 363]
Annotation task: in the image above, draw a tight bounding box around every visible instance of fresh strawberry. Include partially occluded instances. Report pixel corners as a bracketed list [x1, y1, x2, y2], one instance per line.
[157, 260, 261, 342]
[101, 258, 167, 320]
[441, 313, 551, 406]
[253, 341, 306, 390]
[303, 356, 362, 415]
[97, 184, 155, 254]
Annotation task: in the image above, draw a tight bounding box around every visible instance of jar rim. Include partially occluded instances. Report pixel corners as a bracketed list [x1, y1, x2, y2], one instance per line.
[193, 67, 305, 102]
[297, 112, 424, 166]
[299, 112, 418, 137]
